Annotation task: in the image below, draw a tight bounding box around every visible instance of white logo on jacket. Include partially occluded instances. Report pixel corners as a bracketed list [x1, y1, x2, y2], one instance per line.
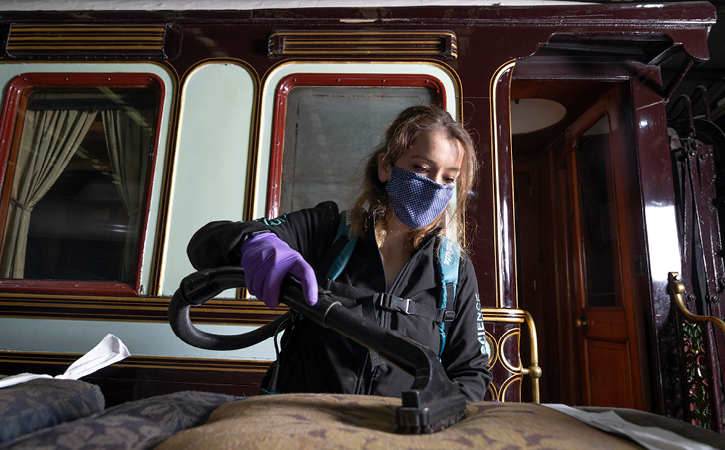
[475, 294, 491, 357]
[443, 239, 455, 266]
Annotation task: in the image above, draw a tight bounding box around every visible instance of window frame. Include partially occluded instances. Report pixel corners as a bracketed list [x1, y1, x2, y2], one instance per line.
[267, 73, 446, 218]
[0, 72, 165, 296]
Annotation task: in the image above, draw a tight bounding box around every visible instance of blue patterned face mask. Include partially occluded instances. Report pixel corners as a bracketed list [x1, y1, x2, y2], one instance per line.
[385, 166, 455, 229]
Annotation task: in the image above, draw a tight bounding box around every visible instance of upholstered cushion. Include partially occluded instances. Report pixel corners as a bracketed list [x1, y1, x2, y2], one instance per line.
[0, 379, 104, 444]
[0, 391, 239, 450]
[155, 393, 647, 450]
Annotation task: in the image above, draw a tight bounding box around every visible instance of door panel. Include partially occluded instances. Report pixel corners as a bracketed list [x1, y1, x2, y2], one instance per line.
[582, 308, 628, 341]
[588, 340, 632, 408]
[568, 85, 645, 409]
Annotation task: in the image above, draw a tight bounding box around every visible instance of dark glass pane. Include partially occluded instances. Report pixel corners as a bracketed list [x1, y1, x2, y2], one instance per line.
[280, 86, 434, 213]
[577, 116, 619, 307]
[0, 88, 158, 285]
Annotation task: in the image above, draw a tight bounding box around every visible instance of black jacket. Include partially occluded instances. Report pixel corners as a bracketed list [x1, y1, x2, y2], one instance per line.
[187, 201, 492, 401]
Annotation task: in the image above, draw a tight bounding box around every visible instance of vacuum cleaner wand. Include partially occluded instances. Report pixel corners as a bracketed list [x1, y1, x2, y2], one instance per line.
[169, 266, 467, 434]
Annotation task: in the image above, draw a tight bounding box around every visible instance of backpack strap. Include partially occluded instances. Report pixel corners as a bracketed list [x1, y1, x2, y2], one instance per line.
[322, 211, 386, 367]
[437, 236, 460, 356]
[375, 292, 449, 322]
[320, 211, 460, 357]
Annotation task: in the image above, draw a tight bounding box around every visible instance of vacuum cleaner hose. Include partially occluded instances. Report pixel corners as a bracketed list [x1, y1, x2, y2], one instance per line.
[168, 266, 289, 351]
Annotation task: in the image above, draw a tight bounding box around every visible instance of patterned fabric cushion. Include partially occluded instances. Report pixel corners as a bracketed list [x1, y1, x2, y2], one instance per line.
[0, 391, 239, 450]
[99, 390, 238, 433]
[155, 393, 648, 450]
[0, 379, 104, 444]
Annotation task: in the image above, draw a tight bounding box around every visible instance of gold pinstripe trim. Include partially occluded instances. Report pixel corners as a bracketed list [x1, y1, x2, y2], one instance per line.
[11, 37, 163, 42]
[11, 26, 165, 33]
[499, 374, 523, 401]
[489, 60, 516, 309]
[480, 307, 526, 320]
[8, 46, 162, 50]
[269, 31, 457, 58]
[6, 24, 166, 55]
[156, 59, 260, 298]
[481, 316, 525, 324]
[255, 58, 462, 223]
[270, 31, 457, 37]
[483, 330, 497, 370]
[0, 60, 182, 307]
[284, 40, 444, 45]
[0, 351, 272, 373]
[499, 328, 522, 373]
[487, 383, 499, 400]
[280, 50, 450, 55]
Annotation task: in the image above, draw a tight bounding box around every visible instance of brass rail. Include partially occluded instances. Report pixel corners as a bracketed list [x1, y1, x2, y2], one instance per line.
[668, 272, 725, 335]
[521, 310, 542, 403]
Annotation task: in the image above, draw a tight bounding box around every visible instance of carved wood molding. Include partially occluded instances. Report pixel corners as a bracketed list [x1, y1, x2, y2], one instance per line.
[5, 24, 174, 59]
[269, 30, 457, 58]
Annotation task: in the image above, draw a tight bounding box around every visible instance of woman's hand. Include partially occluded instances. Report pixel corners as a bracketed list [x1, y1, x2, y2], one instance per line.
[240, 233, 318, 308]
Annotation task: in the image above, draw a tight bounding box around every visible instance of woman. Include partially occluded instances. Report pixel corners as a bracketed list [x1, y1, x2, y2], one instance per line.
[187, 105, 492, 401]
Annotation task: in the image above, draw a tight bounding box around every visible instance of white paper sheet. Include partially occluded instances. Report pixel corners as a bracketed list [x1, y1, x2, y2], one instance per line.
[543, 404, 719, 450]
[0, 334, 130, 389]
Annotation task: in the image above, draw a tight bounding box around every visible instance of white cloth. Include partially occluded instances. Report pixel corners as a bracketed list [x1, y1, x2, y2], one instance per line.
[0, 334, 130, 389]
[543, 404, 719, 450]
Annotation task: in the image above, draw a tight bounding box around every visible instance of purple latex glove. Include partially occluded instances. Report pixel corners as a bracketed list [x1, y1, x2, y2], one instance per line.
[240, 233, 318, 308]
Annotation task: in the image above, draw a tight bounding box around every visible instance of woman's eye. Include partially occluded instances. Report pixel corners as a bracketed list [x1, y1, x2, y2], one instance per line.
[413, 165, 428, 173]
[443, 177, 456, 184]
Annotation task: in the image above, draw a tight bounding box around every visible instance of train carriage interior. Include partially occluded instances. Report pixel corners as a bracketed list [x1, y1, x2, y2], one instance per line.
[0, 1, 723, 449]
[511, 16, 725, 420]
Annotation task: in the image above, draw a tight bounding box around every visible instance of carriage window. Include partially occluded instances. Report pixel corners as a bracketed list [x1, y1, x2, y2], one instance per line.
[0, 75, 160, 294]
[576, 115, 621, 308]
[272, 76, 442, 216]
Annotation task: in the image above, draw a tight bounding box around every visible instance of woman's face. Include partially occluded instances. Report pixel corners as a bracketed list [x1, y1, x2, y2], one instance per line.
[378, 129, 464, 186]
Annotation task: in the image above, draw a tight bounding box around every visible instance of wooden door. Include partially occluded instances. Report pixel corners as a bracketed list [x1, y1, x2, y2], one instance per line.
[566, 86, 647, 409]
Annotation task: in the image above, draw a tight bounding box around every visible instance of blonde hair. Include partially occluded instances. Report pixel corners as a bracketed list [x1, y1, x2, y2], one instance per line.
[351, 105, 478, 252]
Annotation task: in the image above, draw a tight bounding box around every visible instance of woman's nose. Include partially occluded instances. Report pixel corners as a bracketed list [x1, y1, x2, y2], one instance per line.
[427, 171, 444, 185]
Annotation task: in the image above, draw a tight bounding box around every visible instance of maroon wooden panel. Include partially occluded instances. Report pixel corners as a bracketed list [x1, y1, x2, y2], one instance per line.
[630, 65, 685, 418]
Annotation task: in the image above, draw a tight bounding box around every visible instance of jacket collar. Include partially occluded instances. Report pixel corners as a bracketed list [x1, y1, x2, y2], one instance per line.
[362, 209, 441, 256]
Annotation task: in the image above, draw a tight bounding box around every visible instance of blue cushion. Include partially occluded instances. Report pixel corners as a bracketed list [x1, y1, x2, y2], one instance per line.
[0, 379, 105, 444]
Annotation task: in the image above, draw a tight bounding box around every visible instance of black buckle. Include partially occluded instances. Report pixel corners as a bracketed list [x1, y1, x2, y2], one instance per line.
[443, 310, 456, 322]
[376, 293, 411, 315]
[375, 293, 393, 308]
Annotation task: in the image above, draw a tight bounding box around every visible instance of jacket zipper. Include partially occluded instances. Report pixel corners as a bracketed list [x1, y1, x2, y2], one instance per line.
[368, 243, 421, 392]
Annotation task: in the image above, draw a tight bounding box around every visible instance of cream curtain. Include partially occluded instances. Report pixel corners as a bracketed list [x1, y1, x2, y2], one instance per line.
[0, 109, 98, 278]
[102, 108, 154, 282]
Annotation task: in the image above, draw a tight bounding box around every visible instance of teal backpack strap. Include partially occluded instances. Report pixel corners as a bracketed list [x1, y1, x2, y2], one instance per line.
[437, 236, 460, 357]
[326, 210, 356, 281]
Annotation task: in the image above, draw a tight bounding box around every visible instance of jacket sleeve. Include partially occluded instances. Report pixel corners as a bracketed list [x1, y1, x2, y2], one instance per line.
[439, 256, 493, 401]
[186, 201, 339, 270]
